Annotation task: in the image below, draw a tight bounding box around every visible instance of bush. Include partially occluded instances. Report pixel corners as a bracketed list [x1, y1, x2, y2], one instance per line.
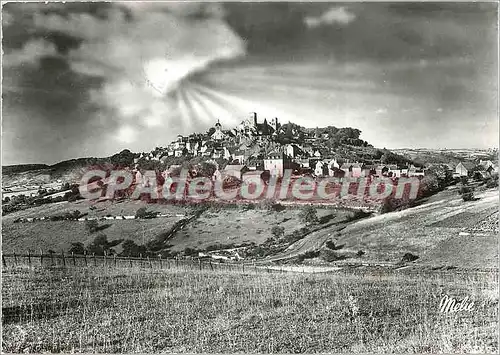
[401, 252, 419, 262]
[271, 226, 285, 238]
[299, 206, 318, 225]
[297, 250, 320, 262]
[325, 240, 336, 250]
[68, 242, 85, 255]
[85, 220, 99, 233]
[320, 249, 347, 262]
[357, 250, 365, 257]
[121, 240, 147, 257]
[459, 185, 475, 201]
[462, 192, 475, 202]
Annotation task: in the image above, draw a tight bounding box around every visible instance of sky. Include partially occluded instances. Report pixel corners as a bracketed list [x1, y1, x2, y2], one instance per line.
[2, 2, 498, 165]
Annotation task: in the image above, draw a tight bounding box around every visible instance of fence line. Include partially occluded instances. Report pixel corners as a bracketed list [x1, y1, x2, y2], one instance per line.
[1, 252, 283, 274]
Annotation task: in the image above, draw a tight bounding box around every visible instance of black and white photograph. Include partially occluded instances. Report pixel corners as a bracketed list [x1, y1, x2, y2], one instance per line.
[1, 1, 499, 353]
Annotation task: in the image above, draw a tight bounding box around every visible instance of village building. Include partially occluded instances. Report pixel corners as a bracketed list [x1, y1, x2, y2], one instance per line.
[454, 162, 475, 177]
[341, 162, 365, 178]
[223, 165, 249, 180]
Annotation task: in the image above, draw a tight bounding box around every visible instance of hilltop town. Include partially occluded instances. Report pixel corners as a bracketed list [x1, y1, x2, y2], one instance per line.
[2, 112, 498, 206]
[132, 112, 497, 183]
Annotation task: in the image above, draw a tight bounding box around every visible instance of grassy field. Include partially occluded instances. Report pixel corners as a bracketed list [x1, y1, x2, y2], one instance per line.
[2, 266, 498, 353]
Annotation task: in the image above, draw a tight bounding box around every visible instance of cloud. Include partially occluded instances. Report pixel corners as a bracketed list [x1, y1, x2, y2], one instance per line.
[31, 4, 246, 143]
[304, 6, 356, 28]
[3, 39, 59, 68]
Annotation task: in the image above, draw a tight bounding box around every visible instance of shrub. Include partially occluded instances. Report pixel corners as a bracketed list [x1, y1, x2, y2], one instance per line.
[299, 206, 318, 225]
[325, 240, 336, 250]
[271, 226, 285, 238]
[320, 249, 347, 262]
[401, 252, 419, 262]
[85, 220, 99, 233]
[68, 242, 85, 255]
[297, 250, 320, 262]
[357, 250, 365, 257]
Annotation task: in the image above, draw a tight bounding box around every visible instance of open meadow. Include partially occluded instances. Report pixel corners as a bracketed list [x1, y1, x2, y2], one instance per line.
[2, 265, 498, 353]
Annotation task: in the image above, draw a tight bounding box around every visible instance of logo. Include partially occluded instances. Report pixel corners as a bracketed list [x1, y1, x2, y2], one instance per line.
[439, 294, 475, 313]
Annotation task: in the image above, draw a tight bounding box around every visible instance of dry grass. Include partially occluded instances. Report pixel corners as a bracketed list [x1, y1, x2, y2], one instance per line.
[2, 266, 498, 353]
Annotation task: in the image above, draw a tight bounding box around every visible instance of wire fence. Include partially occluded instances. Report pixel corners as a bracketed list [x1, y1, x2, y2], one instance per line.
[1, 252, 285, 274]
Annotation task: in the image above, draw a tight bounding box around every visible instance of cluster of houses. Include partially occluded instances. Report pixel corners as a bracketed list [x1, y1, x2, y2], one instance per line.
[127, 113, 499, 183]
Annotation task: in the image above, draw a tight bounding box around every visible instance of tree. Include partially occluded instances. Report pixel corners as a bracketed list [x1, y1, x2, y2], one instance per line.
[121, 239, 146, 257]
[85, 220, 99, 233]
[68, 242, 85, 255]
[86, 234, 123, 256]
[271, 226, 285, 238]
[299, 206, 318, 225]
[135, 207, 148, 219]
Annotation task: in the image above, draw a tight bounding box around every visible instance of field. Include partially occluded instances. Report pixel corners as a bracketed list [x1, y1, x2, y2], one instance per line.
[2, 265, 498, 353]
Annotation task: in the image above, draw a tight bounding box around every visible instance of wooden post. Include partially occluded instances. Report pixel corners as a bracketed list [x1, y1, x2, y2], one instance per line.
[114, 254, 117, 267]
[93, 253, 96, 266]
[198, 259, 202, 271]
[13, 252, 17, 266]
[2, 254, 6, 268]
[50, 252, 54, 266]
[129, 256, 132, 268]
[61, 251, 66, 267]
[40, 249, 43, 266]
[84, 251, 88, 267]
[104, 252, 107, 267]
[28, 250, 32, 268]
[139, 254, 143, 268]
[148, 256, 152, 268]
[159, 255, 162, 269]
[242, 263, 245, 273]
[209, 260, 213, 271]
[72, 252, 76, 266]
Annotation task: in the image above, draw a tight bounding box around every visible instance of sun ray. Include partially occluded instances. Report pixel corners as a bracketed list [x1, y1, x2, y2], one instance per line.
[181, 85, 208, 125]
[176, 86, 193, 130]
[189, 84, 244, 121]
[183, 86, 218, 124]
[188, 85, 241, 126]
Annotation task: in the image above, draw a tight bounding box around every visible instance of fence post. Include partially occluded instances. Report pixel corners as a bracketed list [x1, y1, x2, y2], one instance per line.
[2, 254, 6, 268]
[93, 253, 96, 266]
[84, 251, 88, 267]
[139, 254, 143, 268]
[159, 255, 162, 269]
[40, 249, 43, 266]
[50, 252, 54, 266]
[198, 259, 202, 271]
[129, 256, 132, 268]
[72, 252, 76, 266]
[13, 252, 17, 266]
[61, 251, 66, 267]
[28, 250, 32, 268]
[242, 263, 245, 273]
[209, 260, 213, 271]
[114, 254, 117, 267]
[148, 256, 152, 268]
[104, 252, 107, 267]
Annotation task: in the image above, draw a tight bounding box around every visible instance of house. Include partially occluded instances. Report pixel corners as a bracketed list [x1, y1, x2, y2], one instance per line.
[231, 149, 246, 165]
[340, 162, 365, 178]
[479, 160, 494, 169]
[314, 161, 329, 177]
[264, 151, 289, 177]
[285, 144, 304, 159]
[223, 165, 249, 180]
[454, 162, 475, 177]
[327, 158, 340, 177]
